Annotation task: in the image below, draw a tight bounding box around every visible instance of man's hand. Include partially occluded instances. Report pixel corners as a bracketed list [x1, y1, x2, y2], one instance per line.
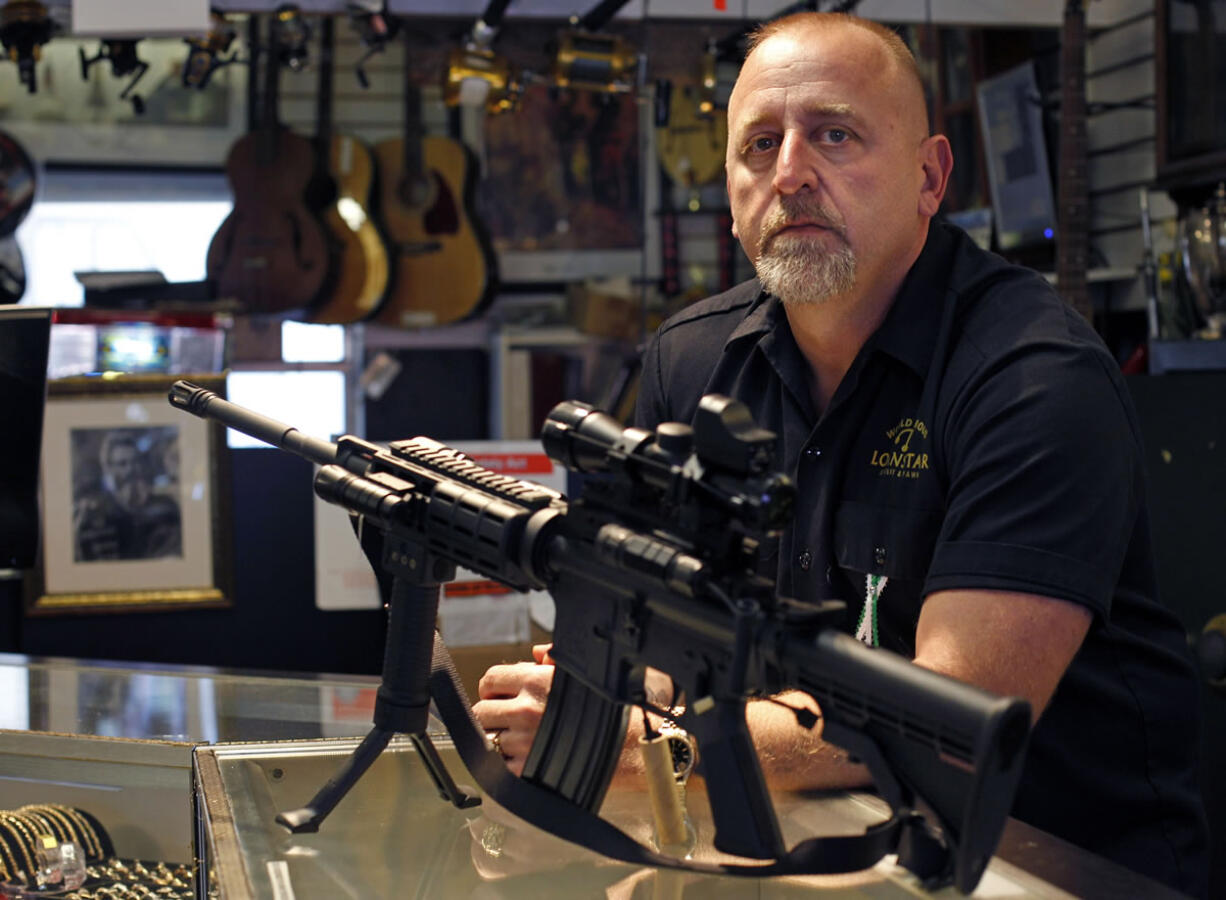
[472, 644, 555, 775]
[473, 647, 677, 779]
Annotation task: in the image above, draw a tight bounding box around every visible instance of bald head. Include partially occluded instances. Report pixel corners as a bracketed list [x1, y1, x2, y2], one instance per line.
[722, 9, 954, 314]
[735, 13, 931, 143]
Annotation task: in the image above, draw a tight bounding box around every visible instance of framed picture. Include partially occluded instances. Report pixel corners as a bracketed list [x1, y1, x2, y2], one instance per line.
[0, 36, 246, 167]
[27, 373, 232, 614]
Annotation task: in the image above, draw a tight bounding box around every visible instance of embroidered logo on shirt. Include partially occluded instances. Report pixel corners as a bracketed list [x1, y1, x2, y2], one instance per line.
[869, 416, 930, 480]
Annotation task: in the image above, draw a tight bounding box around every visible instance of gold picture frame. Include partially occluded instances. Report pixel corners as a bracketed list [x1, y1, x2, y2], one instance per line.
[27, 373, 232, 614]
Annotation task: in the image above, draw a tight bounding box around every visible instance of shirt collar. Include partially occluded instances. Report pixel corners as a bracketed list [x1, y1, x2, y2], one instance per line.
[725, 280, 776, 345]
[866, 222, 958, 377]
[720, 222, 960, 377]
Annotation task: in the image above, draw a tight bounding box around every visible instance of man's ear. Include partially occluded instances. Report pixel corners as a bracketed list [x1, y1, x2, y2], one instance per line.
[918, 135, 953, 217]
[727, 176, 739, 239]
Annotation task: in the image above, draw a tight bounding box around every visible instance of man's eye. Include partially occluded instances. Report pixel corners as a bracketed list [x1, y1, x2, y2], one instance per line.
[822, 127, 851, 144]
[745, 136, 778, 154]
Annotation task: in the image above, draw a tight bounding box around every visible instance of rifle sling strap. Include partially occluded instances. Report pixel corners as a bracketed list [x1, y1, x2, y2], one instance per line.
[427, 631, 918, 880]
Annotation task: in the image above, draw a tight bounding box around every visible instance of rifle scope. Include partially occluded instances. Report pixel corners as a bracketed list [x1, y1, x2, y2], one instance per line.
[541, 395, 792, 533]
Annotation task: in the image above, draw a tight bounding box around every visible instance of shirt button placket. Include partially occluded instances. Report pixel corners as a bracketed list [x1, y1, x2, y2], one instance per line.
[798, 441, 821, 581]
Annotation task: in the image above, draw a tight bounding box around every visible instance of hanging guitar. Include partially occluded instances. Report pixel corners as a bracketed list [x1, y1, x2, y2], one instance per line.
[0, 127, 36, 302]
[372, 30, 496, 329]
[1056, 0, 1093, 325]
[656, 43, 731, 302]
[656, 65, 727, 209]
[205, 7, 328, 318]
[307, 14, 389, 324]
[655, 80, 682, 300]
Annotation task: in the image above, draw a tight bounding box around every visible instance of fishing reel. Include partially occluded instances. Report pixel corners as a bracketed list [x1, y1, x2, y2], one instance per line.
[444, 45, 523, 114]
[79, 38, 149, 114]
[0, 0, 56, 93]
[273, 3, 311, 73]
[551, 29, 637, 94]
[182, 8, 240, 90]
[347, 0, 398, 89]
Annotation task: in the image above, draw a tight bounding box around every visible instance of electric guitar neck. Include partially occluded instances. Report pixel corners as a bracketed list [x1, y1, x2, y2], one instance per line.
[1057, 0, 1093, 324]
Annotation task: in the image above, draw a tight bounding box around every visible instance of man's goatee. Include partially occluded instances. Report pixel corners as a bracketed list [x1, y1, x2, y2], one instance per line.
[752, 195, 855, 306]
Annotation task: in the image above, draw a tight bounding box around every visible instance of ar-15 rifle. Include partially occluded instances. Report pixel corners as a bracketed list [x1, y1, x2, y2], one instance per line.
[169, 381, 1030, 894]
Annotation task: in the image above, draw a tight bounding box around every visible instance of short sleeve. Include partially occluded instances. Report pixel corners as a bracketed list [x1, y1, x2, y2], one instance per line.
[925, 339, 1142, 616]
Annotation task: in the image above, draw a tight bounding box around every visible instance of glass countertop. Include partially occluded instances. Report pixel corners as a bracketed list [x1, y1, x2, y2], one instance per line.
[197, 737, 1068, 900]
[0, 652, 419, 745]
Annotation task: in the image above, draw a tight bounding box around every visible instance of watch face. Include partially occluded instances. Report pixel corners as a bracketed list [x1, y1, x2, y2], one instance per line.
[668, 734, 695, 781]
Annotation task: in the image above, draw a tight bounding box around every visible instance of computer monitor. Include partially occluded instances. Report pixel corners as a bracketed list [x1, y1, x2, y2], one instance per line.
[977, 61, 1058, 252]
[0, 304, 52, 570]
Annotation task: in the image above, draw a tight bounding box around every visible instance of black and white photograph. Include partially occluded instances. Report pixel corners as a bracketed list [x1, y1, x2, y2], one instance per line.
[71, 426, 184, 563]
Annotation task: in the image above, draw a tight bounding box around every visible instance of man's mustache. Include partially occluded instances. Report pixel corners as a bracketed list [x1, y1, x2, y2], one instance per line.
[760, 197, 847, 252]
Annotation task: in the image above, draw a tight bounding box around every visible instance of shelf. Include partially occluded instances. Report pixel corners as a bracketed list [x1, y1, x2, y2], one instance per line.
[1041, 266, 1138, 284]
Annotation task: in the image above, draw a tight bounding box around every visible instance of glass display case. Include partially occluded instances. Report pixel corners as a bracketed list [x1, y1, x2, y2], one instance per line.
[0, 652, 402, 887]
[0, 654, 1185, 899]
[0, 652, 401, 745]
[193, 736, 1176, 899]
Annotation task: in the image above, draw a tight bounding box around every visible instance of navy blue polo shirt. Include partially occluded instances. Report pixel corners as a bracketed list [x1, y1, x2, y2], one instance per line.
[635, 222, 1209, 897]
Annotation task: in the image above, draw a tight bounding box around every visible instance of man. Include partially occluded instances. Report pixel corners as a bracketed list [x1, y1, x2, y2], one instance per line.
[75, 430, 182, 562]
[474, 13, 1209, 895]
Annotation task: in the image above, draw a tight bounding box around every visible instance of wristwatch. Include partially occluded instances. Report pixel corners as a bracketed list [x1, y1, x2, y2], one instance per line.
[656, 719, 699, 785]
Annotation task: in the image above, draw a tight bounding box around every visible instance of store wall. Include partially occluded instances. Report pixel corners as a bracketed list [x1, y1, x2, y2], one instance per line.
[1085, 0, 1172, 318]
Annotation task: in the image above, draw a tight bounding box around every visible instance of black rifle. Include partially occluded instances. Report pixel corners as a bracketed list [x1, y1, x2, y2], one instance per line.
[169, 381, 1030, 894]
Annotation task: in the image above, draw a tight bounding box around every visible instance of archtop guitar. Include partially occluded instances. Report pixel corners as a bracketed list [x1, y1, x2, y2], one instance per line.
[206, 10, 328, 317]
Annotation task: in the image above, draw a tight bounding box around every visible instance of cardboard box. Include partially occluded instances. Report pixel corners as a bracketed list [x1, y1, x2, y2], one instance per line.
[570, 281, 648, 341]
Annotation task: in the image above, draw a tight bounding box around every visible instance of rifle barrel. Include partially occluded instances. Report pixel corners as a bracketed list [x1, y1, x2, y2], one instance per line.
[168, 380, 339, 466]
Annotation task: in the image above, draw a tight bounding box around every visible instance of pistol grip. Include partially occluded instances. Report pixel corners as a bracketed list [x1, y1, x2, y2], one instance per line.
[686, 699, 785, 859]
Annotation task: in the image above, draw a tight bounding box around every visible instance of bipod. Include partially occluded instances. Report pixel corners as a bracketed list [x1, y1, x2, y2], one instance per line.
[277, 537, 481, 833]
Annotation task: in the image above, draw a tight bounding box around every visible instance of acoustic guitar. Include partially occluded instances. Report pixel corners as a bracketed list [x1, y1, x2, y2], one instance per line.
[1056, 0, 1093, 325]
[206, 11, 328, 317]
[372, 55, 496, 329]
[307, 15, 389, 324]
